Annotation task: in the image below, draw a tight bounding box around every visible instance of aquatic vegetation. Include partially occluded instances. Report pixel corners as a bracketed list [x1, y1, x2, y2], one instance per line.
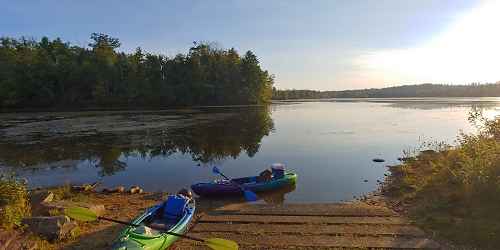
[385, 112, 500, 248]
[0, 174, 30, 229]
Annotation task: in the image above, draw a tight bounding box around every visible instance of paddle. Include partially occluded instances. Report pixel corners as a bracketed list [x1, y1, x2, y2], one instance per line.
[212, 166, 259, 202]
[65, 207, 238, 250]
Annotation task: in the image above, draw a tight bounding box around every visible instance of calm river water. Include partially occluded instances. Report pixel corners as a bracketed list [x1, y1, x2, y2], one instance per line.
[1, 98, 499, 203]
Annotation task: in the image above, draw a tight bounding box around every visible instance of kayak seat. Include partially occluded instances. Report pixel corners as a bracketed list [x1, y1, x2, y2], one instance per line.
[148, 220, 176, 232]
[163, 195, 188, 223]
[257, 169, 273, 182]
[272, 166, 285, 179]
[133, 224, 162, 236]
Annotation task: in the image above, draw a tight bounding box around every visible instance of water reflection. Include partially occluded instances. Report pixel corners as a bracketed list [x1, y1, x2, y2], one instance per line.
[197, 184, 296, 210]
[0, 106, 274, 176]
[259, 184, 297, 204]
[277, 97, 500, 110]
[383, 99, 500, 110]
[3, 98, 500, 202]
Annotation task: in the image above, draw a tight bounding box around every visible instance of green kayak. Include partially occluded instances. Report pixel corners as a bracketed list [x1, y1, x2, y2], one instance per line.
[112, 195, 195, 250]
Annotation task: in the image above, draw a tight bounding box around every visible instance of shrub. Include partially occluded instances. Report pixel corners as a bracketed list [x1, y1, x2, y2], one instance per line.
[0, 174, 31, 229]
[385, 114, 500, 248]
[50, 184, 73, 201]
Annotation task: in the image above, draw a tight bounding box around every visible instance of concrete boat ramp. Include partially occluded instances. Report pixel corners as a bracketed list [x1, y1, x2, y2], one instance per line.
[174, 203, 440, 249]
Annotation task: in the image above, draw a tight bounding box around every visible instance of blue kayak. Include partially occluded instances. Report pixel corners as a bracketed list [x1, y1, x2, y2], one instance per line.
[191, 171, 297, 197]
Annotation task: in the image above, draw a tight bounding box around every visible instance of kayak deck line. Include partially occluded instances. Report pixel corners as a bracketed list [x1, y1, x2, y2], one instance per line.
[173, 203, 440, 249]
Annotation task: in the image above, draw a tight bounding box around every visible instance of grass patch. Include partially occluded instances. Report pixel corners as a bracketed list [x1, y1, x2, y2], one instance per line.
[385, 112, 500, 249]
[0, 174, 30, 229]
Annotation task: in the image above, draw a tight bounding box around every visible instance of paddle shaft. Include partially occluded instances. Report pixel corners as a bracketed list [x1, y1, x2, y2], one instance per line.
[213, 166, 258, 202]
[97, 216, 205, 242]
[218, 172, 231, 182]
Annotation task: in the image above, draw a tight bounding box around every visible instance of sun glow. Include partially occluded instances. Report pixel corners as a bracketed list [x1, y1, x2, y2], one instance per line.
[358, 0, 500, 84]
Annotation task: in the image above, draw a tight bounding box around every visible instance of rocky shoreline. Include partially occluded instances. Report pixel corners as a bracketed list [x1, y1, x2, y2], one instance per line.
[1, 184, 168, 250]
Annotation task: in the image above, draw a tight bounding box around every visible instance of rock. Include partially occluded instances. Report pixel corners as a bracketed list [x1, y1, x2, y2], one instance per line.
[30, 190, 54, 204]
[113, 186, 125, 193]
[372, 158, 385, 163]
[129, 186, 142, 194]
[22, 216, 78, 241]
[41, 201, 105, 217]
[397, 156, 415, 162]
[30, 191, 55, 216]
[31, 191, 54, 204]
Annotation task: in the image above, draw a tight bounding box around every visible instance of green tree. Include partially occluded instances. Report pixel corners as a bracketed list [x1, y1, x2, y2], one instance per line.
[0, 34, 274, 109]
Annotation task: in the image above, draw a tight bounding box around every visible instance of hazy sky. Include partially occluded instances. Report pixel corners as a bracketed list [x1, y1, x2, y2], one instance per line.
[2, 0, 498, 90]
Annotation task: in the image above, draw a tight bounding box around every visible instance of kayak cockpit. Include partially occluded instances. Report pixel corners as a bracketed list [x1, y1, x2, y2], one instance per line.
[112, 192, 196, 250]
[130, 195, 194, 237]
[230, 163, 288, 184]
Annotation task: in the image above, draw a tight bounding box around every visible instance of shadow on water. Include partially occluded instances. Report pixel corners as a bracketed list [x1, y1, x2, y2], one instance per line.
[0, 106, 274, 176]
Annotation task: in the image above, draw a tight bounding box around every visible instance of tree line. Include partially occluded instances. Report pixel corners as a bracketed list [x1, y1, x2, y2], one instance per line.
[273, 83, 500, 100]
[0, 34, 274, 109]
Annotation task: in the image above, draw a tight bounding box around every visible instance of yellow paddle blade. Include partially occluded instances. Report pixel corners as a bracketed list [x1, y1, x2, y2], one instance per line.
[64, 207, 98, 222]
[205, 238, 239, 250]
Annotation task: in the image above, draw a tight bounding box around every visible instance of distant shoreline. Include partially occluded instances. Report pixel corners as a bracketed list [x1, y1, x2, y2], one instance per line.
[273, 96, 500, 101]
[272, 83, 500, 100]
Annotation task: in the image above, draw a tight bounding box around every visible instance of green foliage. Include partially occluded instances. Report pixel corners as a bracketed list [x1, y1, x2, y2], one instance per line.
[386, 114, 500, 248]
[50, 184, 73, 201]
[0, 35, 273, 109]
[273, 83, 500, 100]
[49, 184, 87, 202]
[0, 174, 30, 229]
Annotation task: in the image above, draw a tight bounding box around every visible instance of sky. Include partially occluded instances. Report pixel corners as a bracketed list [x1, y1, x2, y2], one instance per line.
[1, 0, 498, 90]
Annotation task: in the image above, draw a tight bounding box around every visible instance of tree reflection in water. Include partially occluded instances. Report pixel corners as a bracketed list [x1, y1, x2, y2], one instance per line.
[0, 106, 274, 176]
